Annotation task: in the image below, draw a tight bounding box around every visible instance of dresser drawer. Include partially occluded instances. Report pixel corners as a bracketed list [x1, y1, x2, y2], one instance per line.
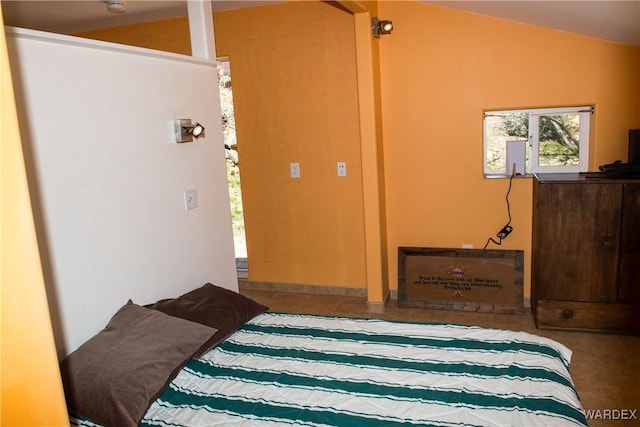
[535, 300, 640, 334]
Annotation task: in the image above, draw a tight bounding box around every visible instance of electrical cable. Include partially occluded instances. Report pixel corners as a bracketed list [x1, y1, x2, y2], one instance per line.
[483, 170, 515, 250]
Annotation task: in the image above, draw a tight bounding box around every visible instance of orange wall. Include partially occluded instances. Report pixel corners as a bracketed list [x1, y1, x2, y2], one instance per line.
[1, 13, 69, 424]
[77, 17, 191, 55]
[73, 1, 640, 300]
[214, 2, 367, 288]
[378, 1, 640, 296]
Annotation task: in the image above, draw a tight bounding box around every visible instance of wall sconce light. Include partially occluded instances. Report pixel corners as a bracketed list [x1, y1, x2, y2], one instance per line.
[372, 17, 393, 38]
[174, 119, 206, 143]
[105, 1, 126, 13]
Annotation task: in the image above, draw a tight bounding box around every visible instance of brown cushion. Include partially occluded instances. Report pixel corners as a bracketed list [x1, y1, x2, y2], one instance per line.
[60, 301, 217, 427]
[148, 283, 268, 356]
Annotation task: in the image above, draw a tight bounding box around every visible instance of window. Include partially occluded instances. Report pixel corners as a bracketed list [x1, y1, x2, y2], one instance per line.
[484, 106, 592, 175]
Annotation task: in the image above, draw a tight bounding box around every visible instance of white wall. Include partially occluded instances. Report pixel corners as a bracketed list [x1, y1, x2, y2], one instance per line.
[6, 28, 238, 358]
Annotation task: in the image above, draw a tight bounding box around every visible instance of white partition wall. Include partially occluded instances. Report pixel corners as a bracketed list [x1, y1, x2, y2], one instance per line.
[6, 28, 238, 358]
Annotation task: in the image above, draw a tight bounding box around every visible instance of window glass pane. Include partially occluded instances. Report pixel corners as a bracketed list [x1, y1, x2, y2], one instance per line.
[485, 113, 529, 173]
[485, 116, 506, 172]
[537, 113, 580, 167]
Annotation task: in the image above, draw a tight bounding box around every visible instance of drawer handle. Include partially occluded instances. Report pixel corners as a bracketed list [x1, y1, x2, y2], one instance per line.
[562, 309, 574, 319]
[602, 240, 613, 249]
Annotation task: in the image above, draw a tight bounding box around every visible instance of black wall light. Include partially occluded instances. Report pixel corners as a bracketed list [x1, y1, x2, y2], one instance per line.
[174, 119, 206, 143]
[372, 17, 393, 38]
[105, 1, 126, 13]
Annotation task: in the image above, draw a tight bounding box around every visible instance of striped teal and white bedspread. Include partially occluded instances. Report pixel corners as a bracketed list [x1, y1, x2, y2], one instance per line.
[139, 312, 587, 426]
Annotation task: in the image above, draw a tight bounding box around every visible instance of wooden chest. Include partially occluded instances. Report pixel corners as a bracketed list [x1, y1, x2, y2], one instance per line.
[532, 174, 640, 334]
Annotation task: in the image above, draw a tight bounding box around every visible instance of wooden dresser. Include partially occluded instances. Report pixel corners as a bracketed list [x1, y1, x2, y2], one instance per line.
[532, 173, 640, 334]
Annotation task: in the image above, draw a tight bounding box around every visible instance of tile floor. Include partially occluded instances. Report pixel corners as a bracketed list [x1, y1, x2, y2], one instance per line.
[240, 288, 640, 427]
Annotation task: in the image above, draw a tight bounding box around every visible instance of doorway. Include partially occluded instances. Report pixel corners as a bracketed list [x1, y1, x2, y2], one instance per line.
[218, 59, 248, 278]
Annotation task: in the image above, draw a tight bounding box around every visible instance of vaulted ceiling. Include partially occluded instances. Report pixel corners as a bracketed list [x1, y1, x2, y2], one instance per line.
[2, 1, 639, 47]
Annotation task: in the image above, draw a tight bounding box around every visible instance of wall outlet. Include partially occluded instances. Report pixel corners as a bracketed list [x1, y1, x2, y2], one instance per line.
[462, 243, 473, 249]
[497, 225, 513, 239]
[337, 161, 347, 177]
[290, 162, 301, 178]
[184, 188, 198, 210]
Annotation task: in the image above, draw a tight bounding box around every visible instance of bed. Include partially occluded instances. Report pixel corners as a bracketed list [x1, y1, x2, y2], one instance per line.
[62, 284, 588, 427]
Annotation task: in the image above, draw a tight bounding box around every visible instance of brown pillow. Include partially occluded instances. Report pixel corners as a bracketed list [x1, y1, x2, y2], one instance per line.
[60, 301, 217, 427]
[148, 283, 268, 356]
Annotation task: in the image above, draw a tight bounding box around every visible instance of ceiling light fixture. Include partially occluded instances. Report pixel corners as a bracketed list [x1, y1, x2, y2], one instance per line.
[106, 1, 126, 14]
[372, 17, 393, 38]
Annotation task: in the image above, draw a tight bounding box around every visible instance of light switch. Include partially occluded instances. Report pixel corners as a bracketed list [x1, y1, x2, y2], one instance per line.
[290, 162, 301, 178]
[184, 188, 198, 210]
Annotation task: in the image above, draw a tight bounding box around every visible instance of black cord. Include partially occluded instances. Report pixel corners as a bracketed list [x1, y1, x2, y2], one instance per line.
[504, 171, 514, 224]
[483, 171, 515, 250]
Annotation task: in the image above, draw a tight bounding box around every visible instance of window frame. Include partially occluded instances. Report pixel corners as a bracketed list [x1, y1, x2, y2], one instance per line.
[483, 106, 593, 176]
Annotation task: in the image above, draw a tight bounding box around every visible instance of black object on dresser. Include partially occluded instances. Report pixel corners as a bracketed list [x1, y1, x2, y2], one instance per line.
[629, 129, 640, 163]
[532, 173, 640, 334]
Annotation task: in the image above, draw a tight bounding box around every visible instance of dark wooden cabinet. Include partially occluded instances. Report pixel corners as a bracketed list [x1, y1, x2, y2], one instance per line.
[532, 174, 640, 334]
